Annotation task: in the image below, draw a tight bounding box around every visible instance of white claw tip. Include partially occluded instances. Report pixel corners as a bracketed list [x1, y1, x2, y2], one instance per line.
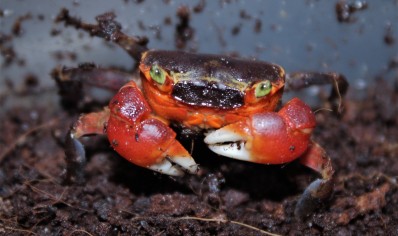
[204, 128, 244, 145]
[148, 155, 198, 176]
[205, 127, 252, 162]
[208, 142, 252, 162]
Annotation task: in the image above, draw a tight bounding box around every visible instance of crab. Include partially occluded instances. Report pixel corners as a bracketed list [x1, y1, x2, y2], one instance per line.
[53, 10, 348, 218]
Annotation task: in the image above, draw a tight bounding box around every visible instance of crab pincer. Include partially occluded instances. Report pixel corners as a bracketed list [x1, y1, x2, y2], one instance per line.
[64, 80, 198, 179]
[106, 81, 198, 176]
[205, 98, 315, 164]
[205, 98, 334, 218]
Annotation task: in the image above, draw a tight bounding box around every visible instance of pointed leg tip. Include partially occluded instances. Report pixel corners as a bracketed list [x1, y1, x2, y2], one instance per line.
[63, 132, 87, 185]
[294, 178, 334, 220]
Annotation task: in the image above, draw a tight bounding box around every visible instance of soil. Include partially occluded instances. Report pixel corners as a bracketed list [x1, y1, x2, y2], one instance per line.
[1, 65, 398, 236]
[1, 3, 398, 236]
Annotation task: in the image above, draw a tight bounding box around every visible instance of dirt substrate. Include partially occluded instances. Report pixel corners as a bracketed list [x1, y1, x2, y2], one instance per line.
[0, 74, 397, 236]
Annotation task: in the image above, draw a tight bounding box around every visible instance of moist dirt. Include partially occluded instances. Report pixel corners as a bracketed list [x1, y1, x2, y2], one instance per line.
[1, 78, 398, 236]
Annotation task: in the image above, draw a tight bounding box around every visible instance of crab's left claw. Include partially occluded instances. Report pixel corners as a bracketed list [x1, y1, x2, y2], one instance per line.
[205, 98, 316, 165]
[205, 98, 334, 218]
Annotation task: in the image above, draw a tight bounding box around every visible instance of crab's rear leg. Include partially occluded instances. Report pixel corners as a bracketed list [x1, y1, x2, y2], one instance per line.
[286, 72, 348, 113]
[295, 141, 334, 219]
[52, 64, 135, 111]
[64, 109, 110, 184]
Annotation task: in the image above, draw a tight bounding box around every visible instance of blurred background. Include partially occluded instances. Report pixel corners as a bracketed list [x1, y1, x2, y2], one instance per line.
[1, 0, 397, 111]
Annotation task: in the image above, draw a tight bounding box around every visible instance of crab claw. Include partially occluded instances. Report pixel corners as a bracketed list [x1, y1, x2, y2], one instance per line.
[204, 98, 316, 165]
[147, 156, 198, 176]
[106, 81, 198, 176]
[107, 116, 198, 176]
[206, 98, 335, 218]
[146, 137, 199, 176]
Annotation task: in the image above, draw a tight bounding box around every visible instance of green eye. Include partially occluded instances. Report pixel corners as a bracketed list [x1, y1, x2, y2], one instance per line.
[255, 80, 272, 98]
[149, 65, 166, 85]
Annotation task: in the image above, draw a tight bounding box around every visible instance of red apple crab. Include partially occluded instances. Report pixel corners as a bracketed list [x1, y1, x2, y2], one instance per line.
[53, 10, 348, 218]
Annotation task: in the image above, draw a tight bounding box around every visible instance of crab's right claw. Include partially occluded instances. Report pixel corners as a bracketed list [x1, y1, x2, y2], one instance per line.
[147, 141, 199, 176]
[107, 116, 198, 176]
[142, 122, 199, 176]
[106, 81, 198, 176]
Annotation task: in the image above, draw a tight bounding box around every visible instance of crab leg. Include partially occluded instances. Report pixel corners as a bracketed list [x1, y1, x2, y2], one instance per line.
[52, 65, 135, 110]
[205, 98, 334, 218]
[64, 108, 111, 184]
[52, 64, 133, 91]
[295, 141, 334, 218]
[286, 72, 348, 113]
[56, 8, 148, 61]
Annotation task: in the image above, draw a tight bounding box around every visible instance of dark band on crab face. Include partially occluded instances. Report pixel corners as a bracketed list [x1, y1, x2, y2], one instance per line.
[141, 50, 285, 109]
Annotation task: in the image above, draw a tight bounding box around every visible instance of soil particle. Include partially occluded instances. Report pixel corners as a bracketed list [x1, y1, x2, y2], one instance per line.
[12, 13, 32, 36]
[222, 189, 249, 209]
[384, 22, 396, 46]
[175, 5, 194, 49]
[335, 0, 368, 23]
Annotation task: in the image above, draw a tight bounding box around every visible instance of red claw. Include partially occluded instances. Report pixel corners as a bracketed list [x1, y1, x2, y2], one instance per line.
[106, 82, 198, 176]
[206, 98, 335, 219]
[205, 98, 316, 164]
[251, 97, 316, 163]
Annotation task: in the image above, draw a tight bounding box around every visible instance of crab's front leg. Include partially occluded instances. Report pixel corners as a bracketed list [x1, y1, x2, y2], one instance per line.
[205, 98, 333, 218]
[65, 81, 198, 184]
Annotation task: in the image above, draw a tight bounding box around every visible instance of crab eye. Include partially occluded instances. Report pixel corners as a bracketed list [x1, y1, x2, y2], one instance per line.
[255, 80, 272, 98]
[149, 65, 166, 85]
